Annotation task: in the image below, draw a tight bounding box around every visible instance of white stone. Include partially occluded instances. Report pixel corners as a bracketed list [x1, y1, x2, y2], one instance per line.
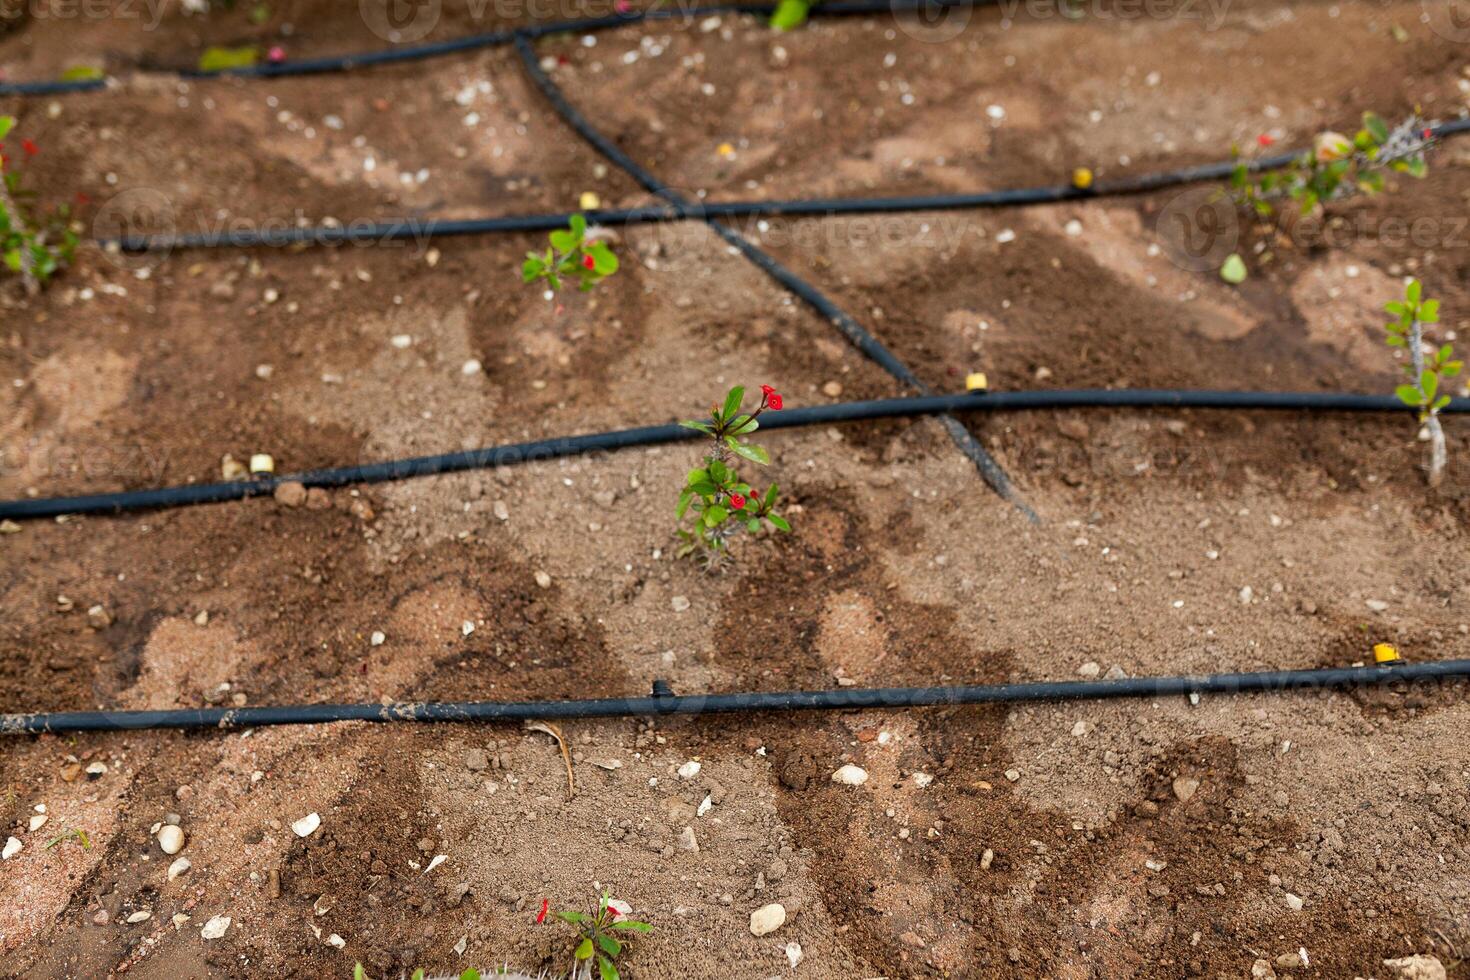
[200, 915, 232, 939]
[2, 837, 21, 860]
[785, 942, 803, 969]
[370, 631, 386, 646]
[291, 812, 322, 837]
[677, 761, 702, 780]
[749, 903, 786, 936]
[912, 772, 934, 788]
[168, 857, 192, 881]
[1283, 892, 1304, 911]
[831, 764, 869, 786]
[157, 825, 186, 855]
[27, 814, 47, 832]
[126, 911, 152, 924]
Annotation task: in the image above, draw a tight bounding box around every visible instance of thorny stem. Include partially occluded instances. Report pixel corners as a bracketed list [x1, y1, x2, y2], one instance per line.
[0, 172, 38, 296]
[1409, 314, 1447, 487]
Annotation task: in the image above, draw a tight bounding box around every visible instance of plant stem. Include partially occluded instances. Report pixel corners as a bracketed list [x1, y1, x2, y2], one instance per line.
[0, 173, 38, 296]
[1409, 314, 1446, 487]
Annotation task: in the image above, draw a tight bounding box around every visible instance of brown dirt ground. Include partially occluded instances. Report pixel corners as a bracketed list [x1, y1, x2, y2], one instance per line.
[4, 1, 1470, 978]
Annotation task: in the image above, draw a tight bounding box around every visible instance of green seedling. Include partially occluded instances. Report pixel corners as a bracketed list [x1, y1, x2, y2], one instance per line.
[675, 384, 790, 567]
[541, 889, 651, 980]
[0, 116, 77, 294]
[521, 214, 618, 296]
[1386, 278, 1459, 487]
[770, 0, 812, 29]
[1231, 111, 1433, 217]
[43, 827, 91, 850]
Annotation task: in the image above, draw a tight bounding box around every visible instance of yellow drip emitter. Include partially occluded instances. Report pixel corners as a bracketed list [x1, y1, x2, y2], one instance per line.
[1372, 643, 1404, 666]
[965, 372, 989, 392]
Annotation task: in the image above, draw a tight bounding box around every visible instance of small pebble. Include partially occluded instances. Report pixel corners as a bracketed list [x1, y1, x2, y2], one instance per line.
[157, 825, 186, 855]
[291, 812, 322, 837]
[831, 764, 869, 786]
[2, 837, 21, 860]
[200, 915, 231, 940]
[749, 903, 786, 936]
[167, 857, 192, 881]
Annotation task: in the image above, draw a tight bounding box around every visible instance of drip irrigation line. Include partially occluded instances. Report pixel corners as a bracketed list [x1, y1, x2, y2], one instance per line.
[102, 117, 1470, 255]
[4, 659, 1466, 734]
[2, 389, 1464, 521]
[0, 0, 987, 96]
[511, 33, 1034, 518]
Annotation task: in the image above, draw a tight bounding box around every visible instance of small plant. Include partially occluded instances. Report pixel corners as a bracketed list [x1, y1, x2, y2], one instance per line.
[770, 0, 812, 29]
[675, 384, 791, 566]
[539, 890, 651, 980]
[1231, 111, 1433, 217]
[42, 827, 91, 850]
[0, 116, 77, 295]
[521, 214, 618, 296]
[1386, 279, 1459, 487]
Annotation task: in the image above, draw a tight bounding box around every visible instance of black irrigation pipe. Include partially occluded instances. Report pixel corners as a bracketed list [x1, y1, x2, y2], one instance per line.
[5, 659, 1468, 734]
[2, 389, 1465, 521]
[101, 117, 1470, 253]
[511, 32, 1035, 518]
[0, 0, 987, 97]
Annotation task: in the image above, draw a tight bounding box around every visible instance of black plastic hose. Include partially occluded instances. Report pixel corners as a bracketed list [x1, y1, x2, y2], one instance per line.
[3, 659, 1465, 734]
[511, 33, 1034, 518]
[0, 0, 988, 96]
[102, 117, 1470, 255]
[2, 389, 1463, 521]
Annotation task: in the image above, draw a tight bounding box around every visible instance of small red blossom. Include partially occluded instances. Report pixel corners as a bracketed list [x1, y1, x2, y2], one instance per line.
[536, 899, 549, 924]
[21, 138, 38, 156]
[767, 393, 782, 410]
[760, 384, 775, 398]
[267, 46, 286, 64]
[583, 253, 596, 270]
[1256, 134, 1274, 148]
[1423, 128, 1434, 139]
[729, 493, 746, 510]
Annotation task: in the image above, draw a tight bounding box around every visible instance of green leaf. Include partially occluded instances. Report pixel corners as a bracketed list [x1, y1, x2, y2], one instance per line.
[1385, 301, 1407, 316]
[747, 519, 761, 532]
[767, 513, 791, 532]
[597, 933, 623, 957]
[727, 440, 770, 465]
[611, 920, 653, 932]
[558, 910, 589, 924]
[1395, 384, 1424, 406]
[198, 45, 259, 72]
[1219, 253, 1247, 285]
[1405, 156, 1427, 179]
[1386, 335, 1406, 348]
[459, 971, 480, 980]
[1407, 279, 1422, 305]
[1434, 395, 1451, 411]
[1420, 299, 1440, 323]
[576, 937, 595, 960]
[411, 972, 425, 980]
[1443, 361, 1462, 378]
[0, 117, 14, 142]
[549, 229, 578, 253]
[730, 414, 759, 435]
[570, 213, 588, 238]
[587, 241, 618, 276]
[679, 420, 715, 435]
[770, 0, 811, 30]
[354, 966, 369, 980]
[597, 954, 619, 980]
[764, 483, 779, 507]
[705, 505, 729, 526]
[721, 386, 745, 423]
[1423, 371, 1438, 401]
[1363, 111, 1390, 144]
[687, 481, 717, 497]
[708, 459, 728, 483]
[677, 489, 694, 520]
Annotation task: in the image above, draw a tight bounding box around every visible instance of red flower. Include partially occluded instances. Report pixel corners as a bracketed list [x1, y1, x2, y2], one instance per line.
[1255, 134, 1274, 148]
[729, 493, 746, 510]
[760, 384, 776, 398]
[267, 46, 286, 64]
[767, 393, 782, 410]
[1423, 128, 1434, 139]
[582, 253, 596, 270]
[536, 899, 549, 924]
[21, 138, 38, 156]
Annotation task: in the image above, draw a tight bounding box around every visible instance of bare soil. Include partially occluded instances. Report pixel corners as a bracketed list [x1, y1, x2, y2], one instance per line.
[3, 1, 1470, 978]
